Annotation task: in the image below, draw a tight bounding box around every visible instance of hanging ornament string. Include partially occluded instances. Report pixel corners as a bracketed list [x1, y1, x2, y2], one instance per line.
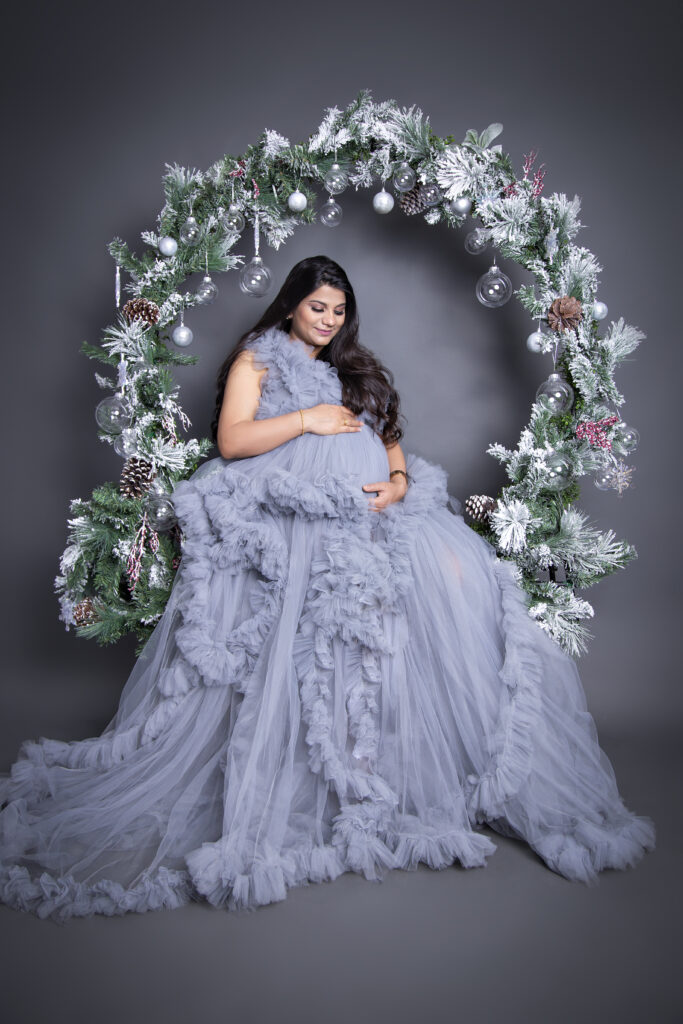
[254, 210, 260, 256]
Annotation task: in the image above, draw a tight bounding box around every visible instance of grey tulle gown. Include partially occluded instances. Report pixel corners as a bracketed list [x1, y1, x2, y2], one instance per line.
[0, 327, 655, 922]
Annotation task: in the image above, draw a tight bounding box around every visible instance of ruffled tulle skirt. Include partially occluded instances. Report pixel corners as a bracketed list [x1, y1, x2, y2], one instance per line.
[0, 451, 655, 922]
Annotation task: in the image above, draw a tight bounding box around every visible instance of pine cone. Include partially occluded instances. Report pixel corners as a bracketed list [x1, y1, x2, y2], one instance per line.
[73, 597, 97, 626]
[122, 298, 160, 326]
[547, 296, 583, 333]
[398, 184, 430, 216]
[465, 495, 498, 523]
[120, 456, 156, 498]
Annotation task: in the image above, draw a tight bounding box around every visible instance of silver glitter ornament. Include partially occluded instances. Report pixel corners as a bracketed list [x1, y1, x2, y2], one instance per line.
[450, 196, 472, 217]
[287, 190, 307, 212]
[372, 188, 394, 214]
[159, 236, 178, 257]
[593, 300, 609, 321]
[526, 330, 545, 353]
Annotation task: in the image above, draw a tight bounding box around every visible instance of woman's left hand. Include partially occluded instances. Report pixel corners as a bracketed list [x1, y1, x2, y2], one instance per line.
[362, 477, 408, 511]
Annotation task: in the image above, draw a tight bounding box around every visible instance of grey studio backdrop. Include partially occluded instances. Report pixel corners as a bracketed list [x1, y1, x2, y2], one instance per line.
[1, 1, 681, 1023]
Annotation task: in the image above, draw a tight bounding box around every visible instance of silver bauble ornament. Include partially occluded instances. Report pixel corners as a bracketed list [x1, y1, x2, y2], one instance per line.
[372, 188, 394, 214]
[195, 274, 218, 304]
[535, 372, 575, 415]
[392, 161, 416, 192]
[323, 162, 348, 195]
[475, 266, 513, 308]
[593, 301, 609, 321]
[450, 196, 472, 217]
[239, 255, 272, 296]
[113, 427, 137, 458]
[320, 198, 343, 227]
[179, 215, 200, 246]
[287, 190, 307, 212]
[544, 453, 573, 491]
[145, 493, 177, 532]
[464, 228, 490, 255]
[420, 183, 443, 207]
[526, 330, 545, 353]
[172, 323, 194, 347]
[159, 236, 178, 257]
[612, 421, 639, 454]
[222, 204, 245, 233]
[95, 396, 131, 435]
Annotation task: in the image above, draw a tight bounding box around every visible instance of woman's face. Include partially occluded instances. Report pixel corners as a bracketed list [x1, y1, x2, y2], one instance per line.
[288, 284, 347, 352]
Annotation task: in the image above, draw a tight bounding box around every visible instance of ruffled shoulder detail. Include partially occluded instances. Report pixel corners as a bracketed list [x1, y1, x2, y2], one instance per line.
[245, 327, 343, 416]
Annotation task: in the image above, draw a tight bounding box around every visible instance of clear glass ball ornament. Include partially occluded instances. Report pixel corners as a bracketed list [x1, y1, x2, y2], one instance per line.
[612, 421, 640, 454]
[195, 274, 218, 304]
[145, 493, 177, 532]
[592, 300, 609, 321]
[535, 372, 575, 415]
[392, 160, 416, 192]
[179, 215, 200, 246]
[172, 323, 194, 347]
[320, 198, 343, 227]
[323, 162, 349, 195]
[475, 265, 513, 307]
[544, 453, 573, 491]
[526, 330, 545, 353]
[158, 236, 178, 257]
[420, 183, 442, 207]
[464, 228, 490, 255]
[449, 196, 472, 217]
[594, 466, 616, 491]
[372, 188, 394, 214]
[287, 190, 307, 212]
[113, 427, 137, 458]
[239, 255, 272, 296]
[222, 204, 245, 233]
[95, 396, 131, 434]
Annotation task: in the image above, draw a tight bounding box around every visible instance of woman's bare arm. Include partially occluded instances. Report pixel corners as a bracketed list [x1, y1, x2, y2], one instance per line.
[216, 350, 363, 459]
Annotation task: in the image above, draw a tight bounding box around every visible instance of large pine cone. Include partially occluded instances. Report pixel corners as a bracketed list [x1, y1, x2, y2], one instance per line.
[547, 296, 583, 332]
[122, 298, 160, 326]
[465, 494, 498, 523]
[120, 456, 156, 498]
[398, 184, 431, 216]
[73, 597, 98, 626]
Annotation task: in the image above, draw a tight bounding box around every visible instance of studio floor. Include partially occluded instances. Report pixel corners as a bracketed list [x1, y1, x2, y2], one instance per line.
[1, 731, 680, 1024]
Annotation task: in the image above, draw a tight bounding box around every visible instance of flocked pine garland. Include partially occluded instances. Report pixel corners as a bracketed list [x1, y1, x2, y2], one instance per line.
[55, 89, 644, 657]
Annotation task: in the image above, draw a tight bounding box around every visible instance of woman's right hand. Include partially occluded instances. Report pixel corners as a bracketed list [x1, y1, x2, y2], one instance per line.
[303, 404, 363, 435]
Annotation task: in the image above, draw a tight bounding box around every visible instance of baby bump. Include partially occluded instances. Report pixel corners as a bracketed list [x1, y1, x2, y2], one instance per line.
[292, 427, 390, 488]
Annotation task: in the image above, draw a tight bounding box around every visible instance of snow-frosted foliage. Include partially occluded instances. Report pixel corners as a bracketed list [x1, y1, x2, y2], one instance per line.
[261, 130, 291, 160]
[479, 193, 536, 249]
[490, 499, 542, 553]
[541, 193, 582, 242]
[434, 144, 503, 201]
[558, 246, 602, 303]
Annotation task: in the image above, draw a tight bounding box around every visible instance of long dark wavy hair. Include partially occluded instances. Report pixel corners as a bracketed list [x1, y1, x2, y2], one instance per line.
[210, 255, 404, 446]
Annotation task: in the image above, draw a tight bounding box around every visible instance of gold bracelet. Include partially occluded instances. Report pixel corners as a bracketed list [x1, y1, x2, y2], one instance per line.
[299, 409, 305, 436]
[390, 469, 409, 485]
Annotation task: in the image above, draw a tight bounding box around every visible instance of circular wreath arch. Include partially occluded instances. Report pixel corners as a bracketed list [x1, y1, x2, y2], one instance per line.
[57, 89, 644, 658]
